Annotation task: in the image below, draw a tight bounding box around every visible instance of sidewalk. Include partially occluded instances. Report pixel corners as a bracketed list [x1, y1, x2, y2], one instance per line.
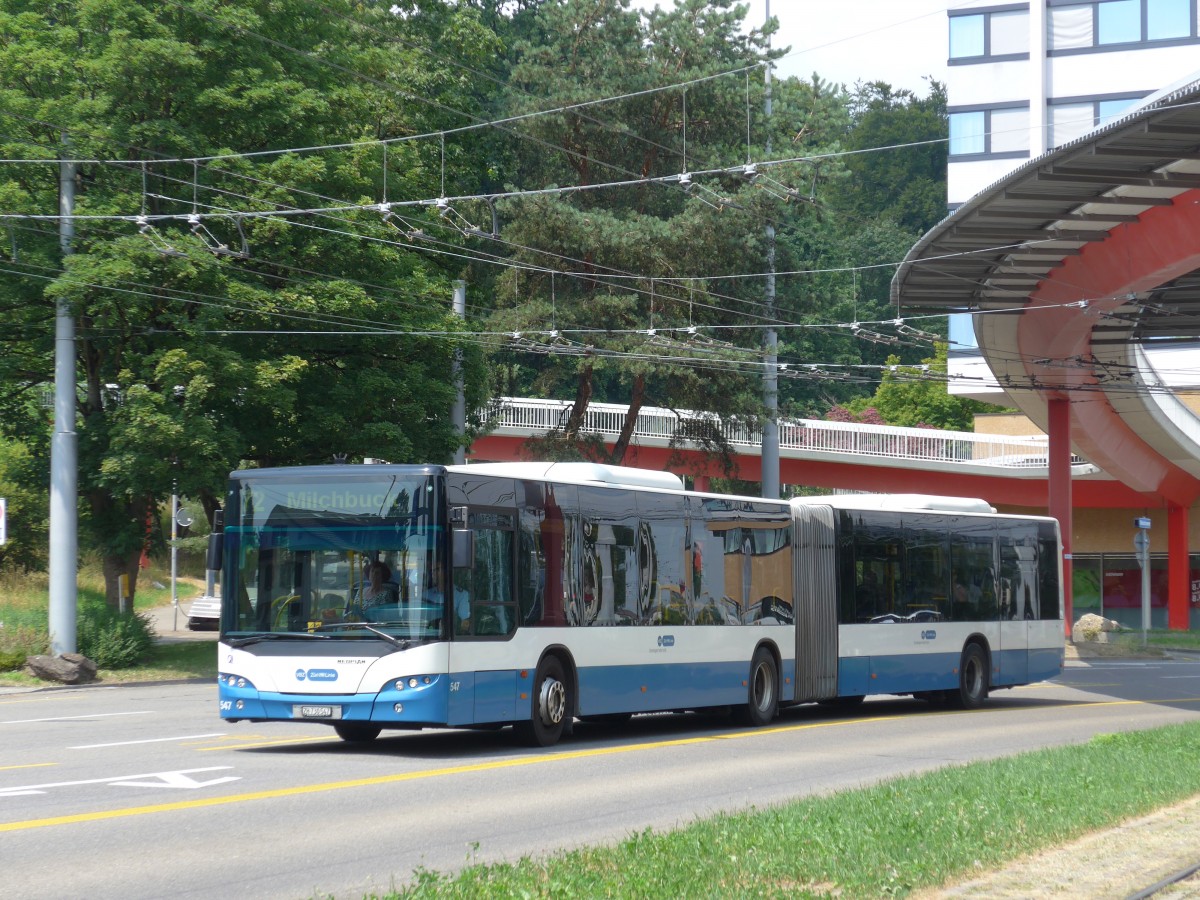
[925, 794, 1200, 898]
[145, 601, 217, 643]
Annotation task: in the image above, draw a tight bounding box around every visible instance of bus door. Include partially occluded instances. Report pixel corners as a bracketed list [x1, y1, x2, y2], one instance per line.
[792, 503, 838, 701]
[996, 527, 1036, 685]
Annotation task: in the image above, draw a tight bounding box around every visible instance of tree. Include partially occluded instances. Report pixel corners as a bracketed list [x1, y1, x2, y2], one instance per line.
[484, 0, 800, 465]
[0, 0, 494, 605]
[0, 436, 47, 572]
[846, 344, 994, 432]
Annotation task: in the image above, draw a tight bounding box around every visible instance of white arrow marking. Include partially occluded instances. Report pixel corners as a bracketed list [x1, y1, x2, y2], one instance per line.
[0, 767, 237, 797]
[110, 771, 240, 790]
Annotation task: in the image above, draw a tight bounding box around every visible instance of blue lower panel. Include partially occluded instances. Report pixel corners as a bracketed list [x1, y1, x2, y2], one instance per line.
[867, 652, 959, 696]
[838, 657, 870, 697]
[1028, 646, 1064, 682]
[577, 661, 746, 715]
[219, 678, 451, 727]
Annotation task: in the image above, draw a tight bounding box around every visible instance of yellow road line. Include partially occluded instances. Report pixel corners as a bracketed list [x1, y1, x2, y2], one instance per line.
[0, 717, 863, 833]
[4, 697, 1197, 834]
[0, 763, 57, 773]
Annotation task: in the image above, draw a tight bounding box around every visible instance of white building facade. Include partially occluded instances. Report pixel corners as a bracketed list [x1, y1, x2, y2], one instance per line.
[944, 0, 1200, 399]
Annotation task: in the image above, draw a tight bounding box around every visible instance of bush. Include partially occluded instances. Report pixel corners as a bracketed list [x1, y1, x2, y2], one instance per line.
[77, 604, 156, 669]
[0, 616, 49, 670]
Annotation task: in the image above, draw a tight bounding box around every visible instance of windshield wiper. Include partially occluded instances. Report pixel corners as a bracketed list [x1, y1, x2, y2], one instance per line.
[314, 622, 409, 650]
[226, 632, 332, 648]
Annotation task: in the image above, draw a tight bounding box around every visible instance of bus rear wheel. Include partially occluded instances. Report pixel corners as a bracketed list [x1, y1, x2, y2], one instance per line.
[953, 644, 989, 710]
[738, 647, 779, 727]
[334, 722, 382, 743]
[516, 656, 570, 747]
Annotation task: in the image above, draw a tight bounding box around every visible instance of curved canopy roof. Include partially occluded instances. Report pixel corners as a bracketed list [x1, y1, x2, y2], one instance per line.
[891, 75, 1200, 506]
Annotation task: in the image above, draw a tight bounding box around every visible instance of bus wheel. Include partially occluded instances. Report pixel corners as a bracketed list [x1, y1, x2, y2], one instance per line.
[739, 647, 779, 727]
[953, 644, 989, 710]
[516, 656, 569, 747]
[334, 722, 382, 743]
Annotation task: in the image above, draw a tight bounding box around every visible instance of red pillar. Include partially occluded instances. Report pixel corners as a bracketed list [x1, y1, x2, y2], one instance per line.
[694, 475, 711, 493]
[1047, 397, 1073, 635]
[1168, 503, 1190, 631]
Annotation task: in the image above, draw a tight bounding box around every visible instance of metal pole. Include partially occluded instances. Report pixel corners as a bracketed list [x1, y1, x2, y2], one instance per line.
[451, 280, 466, 465]
[49, 134, 78, 655]
[171, 491, 179, 631]
[1141, 546, 1151, 645]
[761, 0, 780, 499]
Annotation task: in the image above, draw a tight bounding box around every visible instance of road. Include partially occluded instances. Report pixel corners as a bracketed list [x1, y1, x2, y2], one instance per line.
[2, 658, 1199, 899]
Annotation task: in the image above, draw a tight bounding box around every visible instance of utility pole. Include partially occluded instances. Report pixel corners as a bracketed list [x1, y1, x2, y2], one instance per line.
[49, 135, 78, 655]
[452, 280, 466, 465]
[761, 0, 780, 500]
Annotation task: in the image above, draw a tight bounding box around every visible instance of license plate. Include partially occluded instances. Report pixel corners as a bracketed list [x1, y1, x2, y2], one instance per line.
[295, 704, 341, 719]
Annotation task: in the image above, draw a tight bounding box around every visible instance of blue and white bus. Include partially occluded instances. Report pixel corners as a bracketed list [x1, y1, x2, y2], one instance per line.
[214, 462, 1063, 746]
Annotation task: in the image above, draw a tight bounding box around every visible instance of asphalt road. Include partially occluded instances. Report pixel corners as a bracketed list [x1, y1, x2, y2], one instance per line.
[2, 657, 1199, 899]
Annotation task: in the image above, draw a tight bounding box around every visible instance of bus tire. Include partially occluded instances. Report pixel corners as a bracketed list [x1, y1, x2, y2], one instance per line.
[334, 722, 382, 743]
[954, 644, 989, 710]
[738, 647, 779, 727]
[515, 656, 570, 747]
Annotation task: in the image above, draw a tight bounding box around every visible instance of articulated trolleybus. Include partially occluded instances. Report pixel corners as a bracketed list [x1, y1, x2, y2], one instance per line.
[215, 462, 1064, 746]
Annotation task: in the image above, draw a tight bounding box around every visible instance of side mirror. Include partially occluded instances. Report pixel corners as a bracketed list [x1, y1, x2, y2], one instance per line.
[205, 509, 224, 572]
[452, 528, 473, 568]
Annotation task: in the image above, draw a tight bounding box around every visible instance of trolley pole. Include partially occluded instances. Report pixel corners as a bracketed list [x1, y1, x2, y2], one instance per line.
[49, 135, 78, 655]
[452, 280, 466, 465]
[761, 0, 780, 500]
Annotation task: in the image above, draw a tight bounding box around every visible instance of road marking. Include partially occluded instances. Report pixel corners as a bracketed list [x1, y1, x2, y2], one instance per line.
[0, 767, 238, 798]
[0, 763, 56, 773]
[0, 711, 154, 725]
[70, 733, 227, 750]
[3, 697, 1198, 832]
[197, 735, 341, 751]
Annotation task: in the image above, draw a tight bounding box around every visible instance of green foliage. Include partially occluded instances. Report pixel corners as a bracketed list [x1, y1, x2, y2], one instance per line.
[0, 436, 47, 572]
[0, 0, 496, 603]
[76, 602, 156, 669]
[0, 618, 47, 670]
[846, 344, 993, 431]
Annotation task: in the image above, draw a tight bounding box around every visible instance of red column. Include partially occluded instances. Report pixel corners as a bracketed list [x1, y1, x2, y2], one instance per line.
[1047, 397, 1073, 635]
[1168, 503, 1190, 631]
[694, 475, 711, 493]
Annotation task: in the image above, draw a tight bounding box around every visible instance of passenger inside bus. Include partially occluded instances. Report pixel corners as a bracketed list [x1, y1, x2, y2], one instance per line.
[856, 568, 883, 619]
[425, 565, 471, 634]
[361, 560, 398, 608]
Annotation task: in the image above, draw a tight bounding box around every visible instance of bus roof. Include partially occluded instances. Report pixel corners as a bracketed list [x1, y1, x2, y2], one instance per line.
[792, 494, 997, 514]
[449, 462, 684, 491]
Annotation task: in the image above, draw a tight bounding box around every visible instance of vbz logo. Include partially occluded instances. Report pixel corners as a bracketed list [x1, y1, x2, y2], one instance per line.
[921, 630, 937, 641]
[657, 635, 675, 648]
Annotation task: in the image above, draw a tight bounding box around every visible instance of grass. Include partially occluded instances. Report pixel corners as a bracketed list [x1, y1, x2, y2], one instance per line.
[0, 562, 196, 613]
[0, 559, 217, 685]
[387, 722, 1200, 899]
[1145, 628, 1200, 652]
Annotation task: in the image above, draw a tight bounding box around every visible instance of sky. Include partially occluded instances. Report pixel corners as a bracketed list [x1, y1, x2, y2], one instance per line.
[632, 0, 956, 97]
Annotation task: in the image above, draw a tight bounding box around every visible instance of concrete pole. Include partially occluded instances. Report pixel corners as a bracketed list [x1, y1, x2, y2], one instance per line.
[171, 491, 179, 631]
[761, 0, 780, 500]
[49, 136, 78, 655]
[452, 280, 466, 465]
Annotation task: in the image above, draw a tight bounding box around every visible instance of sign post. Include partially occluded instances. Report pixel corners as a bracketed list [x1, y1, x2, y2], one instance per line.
[1134, 517, 1152, 645]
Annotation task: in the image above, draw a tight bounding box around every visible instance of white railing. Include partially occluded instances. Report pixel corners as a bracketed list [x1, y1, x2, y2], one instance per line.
[479, 396, 1090, 471]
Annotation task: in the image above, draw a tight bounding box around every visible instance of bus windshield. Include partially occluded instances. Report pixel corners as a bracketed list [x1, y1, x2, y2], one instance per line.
[222, 471, 446, 642]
